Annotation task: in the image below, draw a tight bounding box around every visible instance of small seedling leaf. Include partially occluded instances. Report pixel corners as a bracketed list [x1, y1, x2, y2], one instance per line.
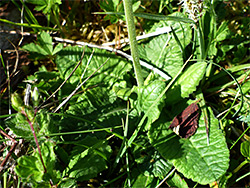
[241, 141, 250, 159]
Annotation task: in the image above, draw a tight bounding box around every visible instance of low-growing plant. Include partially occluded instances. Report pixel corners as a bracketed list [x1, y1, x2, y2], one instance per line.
[0, 0, 249, 187]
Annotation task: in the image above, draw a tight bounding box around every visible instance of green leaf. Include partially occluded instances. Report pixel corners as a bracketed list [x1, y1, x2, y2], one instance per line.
[52, 43, 63, 55]
[15, 141, 57, 185]
[56, 46, 132, 86]
[58, 178, 77, 188]
[136, 150, 173, 179]
[5, 112, 33, 137]
[22, 31, 56, 57]
[57, 83, 132, 142]
[131, 80, 166, 130]
[38, 31, 53, 53]
[26, 0, 61, 14]
[241, 141, 250, 159]
[15, 155, 44, 182]
[5, 109, 55, 138]
[22, 43, 48, 56]
[134, 12, 195, 24]
[165, 62, 207, 104]
[131, 168, 158, 188]
[67, 136, 112, 181]
[167, 172, 189, 188]
[138, 12, 192, 78]
[215, 21, 231, 42]
[149, 105, 229, 185]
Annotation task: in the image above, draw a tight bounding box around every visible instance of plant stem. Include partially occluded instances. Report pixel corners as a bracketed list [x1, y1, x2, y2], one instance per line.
[123, 0, 144, 87]
[22, 109, 47, 173]
[232, 160, 249, 175]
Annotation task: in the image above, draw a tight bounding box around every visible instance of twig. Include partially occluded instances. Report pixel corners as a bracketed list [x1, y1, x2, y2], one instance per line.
[101, 26, 171, 47]
[0, 29, 172, 80]
[54, 36, 171, 80]
[156, 167, 176, 188]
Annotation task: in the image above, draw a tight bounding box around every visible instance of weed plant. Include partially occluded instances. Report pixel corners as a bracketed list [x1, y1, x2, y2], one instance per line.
[0, 0, 249, 187]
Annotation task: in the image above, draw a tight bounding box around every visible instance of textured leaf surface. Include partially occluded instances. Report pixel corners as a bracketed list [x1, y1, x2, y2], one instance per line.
[166, 62, 207, 104]
[138, 12, 192, 79]
[149, 105, 229, 185]
[59, 86, 128, 141]
[15, 141, 57, 184]
[132, 80, 166, 130]
[56, 46, 132, 86]
[67, 136, 112, 181]
[5, 110, 55, 138]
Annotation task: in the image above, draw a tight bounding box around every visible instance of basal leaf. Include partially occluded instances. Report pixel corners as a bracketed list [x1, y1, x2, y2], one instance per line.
[138, 12, 192, 79]
[56, 46, 132, 86]
[131, 80, 166, 130]
[149, 105, 229, 185]
[15, 141, 57, 185]
[166, 62, 207, 104]
[67, 136, 112, 181]
[59, 86, 128, 141]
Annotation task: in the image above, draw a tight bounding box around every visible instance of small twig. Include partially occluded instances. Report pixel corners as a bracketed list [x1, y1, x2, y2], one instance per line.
[6, 60, 11, 115]
[156, 167, 176, 188]
[101, 26, 171, 47]
[0, 29, 172, 80]
[18, 2, 24, 46]
[54, 37, 171, 80]
[6, 39, 19, 77]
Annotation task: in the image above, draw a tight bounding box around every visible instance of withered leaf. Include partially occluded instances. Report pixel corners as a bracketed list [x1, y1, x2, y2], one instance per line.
[169, 102, 199, 138]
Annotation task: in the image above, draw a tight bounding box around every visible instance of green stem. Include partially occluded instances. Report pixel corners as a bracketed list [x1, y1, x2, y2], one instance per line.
[232, 160, 249, 175]
[123, 0, 144, 86]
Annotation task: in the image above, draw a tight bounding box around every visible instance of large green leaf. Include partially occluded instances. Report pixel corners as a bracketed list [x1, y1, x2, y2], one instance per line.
[5, 109, 55, 138]
[58, 86, 128, 141]
[56, 46, 132, 86]
[149, 104, 229, 185]
[138, 12, 192, 79]
[15, 141, 58, 185]
[67, 136, 112, 181]
[166, 62, 207, 104]
[131, 80, 166, 130]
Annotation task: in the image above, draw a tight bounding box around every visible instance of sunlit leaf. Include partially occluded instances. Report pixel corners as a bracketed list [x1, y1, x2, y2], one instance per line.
[149, 104, 229, 185]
